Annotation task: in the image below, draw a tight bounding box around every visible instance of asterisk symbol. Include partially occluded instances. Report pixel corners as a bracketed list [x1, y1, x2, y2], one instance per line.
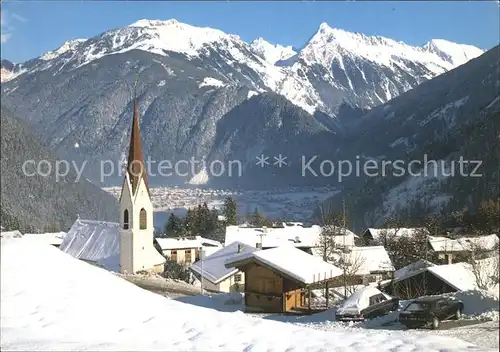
[256, 154, 270, 168]
[273, 154, 287, 167]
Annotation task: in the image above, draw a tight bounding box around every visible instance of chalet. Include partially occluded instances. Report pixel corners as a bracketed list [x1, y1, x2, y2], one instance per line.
[329, 246, 395, 285]
[224, 223, 356, 252]
[23, 232, 67, 248]
[225, 223, 322, 250]
[0, 230, 23, 239]
[428, 234, 499, 264]
[225, 246, 342, 313]
[60, 219, 165, 273]
[190, 241, 258, 293]
[156, 236, 222, 266]
[362, 227, 428, 245]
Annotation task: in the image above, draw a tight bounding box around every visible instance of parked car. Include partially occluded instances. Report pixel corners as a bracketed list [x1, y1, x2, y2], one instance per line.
[335, 286, 400, 321]
[399, 296, 464, 329]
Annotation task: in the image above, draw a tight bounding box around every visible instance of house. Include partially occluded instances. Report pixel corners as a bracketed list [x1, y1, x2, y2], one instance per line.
[23, 232, 67, 248]
[225, 223, 355, 250]
[190, 241, 258, 293]
[428, 234, 499, 264]
[156, 236, 222, 266]
[362, 227, 428, 245]
[326, 246, 394, 286]
[60, 219, 165, 273]
[0, 230, 23, 239]
[380, 258, 494, 299]
[225, 246, 342, 313]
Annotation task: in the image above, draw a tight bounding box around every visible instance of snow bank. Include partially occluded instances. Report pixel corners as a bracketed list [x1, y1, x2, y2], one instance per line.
[0, 239, 491, 351]
[444, 290, 499, 321]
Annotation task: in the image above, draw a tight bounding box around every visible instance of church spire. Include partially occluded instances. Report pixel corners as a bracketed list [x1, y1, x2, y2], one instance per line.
[126, 83, 149, 196]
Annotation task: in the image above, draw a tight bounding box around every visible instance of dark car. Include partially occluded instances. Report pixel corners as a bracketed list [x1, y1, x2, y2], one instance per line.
[336, 287, 400, 321]
[399, 296, 464, 329]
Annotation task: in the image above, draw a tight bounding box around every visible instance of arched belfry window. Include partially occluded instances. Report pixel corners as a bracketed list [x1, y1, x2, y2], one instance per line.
[140, 208, 147, 230]
[123, 209, 129, 230]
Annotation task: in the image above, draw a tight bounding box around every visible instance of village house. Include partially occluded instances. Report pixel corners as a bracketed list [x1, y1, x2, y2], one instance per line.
[190, 241, 258, 293]
[0, 230, 23, 239]
[225, 223, 357, 252]
[329, 246, 395, 286]
[428, 234, 499, 264]
[156, 236, 222, 266]
[225, 246, 342, 313]
[362, 227, 429, 245]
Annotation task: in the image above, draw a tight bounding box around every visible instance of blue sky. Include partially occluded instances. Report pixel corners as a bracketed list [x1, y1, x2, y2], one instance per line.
[1, 1, 499, 63]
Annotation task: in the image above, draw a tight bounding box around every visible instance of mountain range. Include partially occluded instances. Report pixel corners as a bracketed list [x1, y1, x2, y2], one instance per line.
[1, 18, 497, 228]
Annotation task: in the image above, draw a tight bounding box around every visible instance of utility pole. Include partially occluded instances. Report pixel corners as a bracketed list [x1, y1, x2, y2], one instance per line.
[342, 197, 347, 298]
[199, 246, 204, 295]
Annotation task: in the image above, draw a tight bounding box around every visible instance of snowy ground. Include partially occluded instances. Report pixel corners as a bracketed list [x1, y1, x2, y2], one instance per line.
[103, 186, 338, 229]
[1, 239, 494, 351]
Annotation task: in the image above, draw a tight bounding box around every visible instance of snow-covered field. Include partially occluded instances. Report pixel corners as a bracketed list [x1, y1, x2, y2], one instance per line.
[103, 186, 339, 229]
[1, 238, 495, 351]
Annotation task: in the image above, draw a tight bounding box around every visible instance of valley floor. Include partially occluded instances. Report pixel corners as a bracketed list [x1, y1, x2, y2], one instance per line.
[1, 239, 497, 352]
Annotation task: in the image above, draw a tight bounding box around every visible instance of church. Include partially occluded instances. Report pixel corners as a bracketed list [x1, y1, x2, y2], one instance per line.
[60, 94, 166, 274]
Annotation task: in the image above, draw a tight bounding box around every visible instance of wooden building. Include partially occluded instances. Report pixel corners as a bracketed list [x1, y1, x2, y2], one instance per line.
[225, 246, 342, 313]
[380, 260, 479, 299]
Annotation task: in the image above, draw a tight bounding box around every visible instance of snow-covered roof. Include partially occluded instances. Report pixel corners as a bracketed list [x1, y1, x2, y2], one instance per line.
[427, 262, 478, 291]
[365, 227, 428, 241]
[23, 232, 67, 246]
[428, 236, 464, 252]
[337, 286, 392, 313]
[332, 246, 394, 275]
[60, 219, 165, 272]
[0, 230, 23, 239]
[226, 246, 342, 285]
[394, 259, 436, 280]
[190, 241, 258, 284]
[457, 234, 499, 251]
[224, 224, 324, 248]
[391, 257, 497, 292]
[156, 236, 222, 250]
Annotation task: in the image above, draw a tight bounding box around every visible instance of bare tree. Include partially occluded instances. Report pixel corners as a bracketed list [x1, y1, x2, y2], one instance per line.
[314, 202, 344, 262]
[467, 240, 500, 290]
[331, 249, 366, 296]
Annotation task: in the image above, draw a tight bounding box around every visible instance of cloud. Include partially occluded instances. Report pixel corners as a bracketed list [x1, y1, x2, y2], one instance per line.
[1, 8, 27, 44]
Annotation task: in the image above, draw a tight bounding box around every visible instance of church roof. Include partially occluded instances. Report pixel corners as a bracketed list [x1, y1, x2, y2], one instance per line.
[127, 98, 149, 196]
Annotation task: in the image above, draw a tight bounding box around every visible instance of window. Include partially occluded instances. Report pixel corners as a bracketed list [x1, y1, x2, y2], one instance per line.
[139, 208, 147, 229]
[123, 209, 129, 229]
[369, 294, 387, 306]
[171, 250, 178, 262]
[405, 302, 431, 312]
[185, 250, 192, 264]
[234, 274, 242, 282]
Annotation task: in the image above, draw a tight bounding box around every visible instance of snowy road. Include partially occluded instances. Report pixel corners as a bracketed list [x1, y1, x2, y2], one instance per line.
[1, 239, 495, 352]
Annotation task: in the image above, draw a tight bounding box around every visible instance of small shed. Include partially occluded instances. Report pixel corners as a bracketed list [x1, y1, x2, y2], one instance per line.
[225, 246, 342, 313]
[381, 260, 479, 299]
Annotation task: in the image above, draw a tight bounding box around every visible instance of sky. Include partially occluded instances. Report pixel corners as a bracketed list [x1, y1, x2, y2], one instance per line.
[1, 1, 499, 63]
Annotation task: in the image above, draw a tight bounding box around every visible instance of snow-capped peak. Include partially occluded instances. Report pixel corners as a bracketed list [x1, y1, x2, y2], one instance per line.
[297, 22, 484, 75]
[40, 39, 87, 61]
[422, 39, 484, 67]
[129, 19, 180, 28]
[250, 37, 297, 64]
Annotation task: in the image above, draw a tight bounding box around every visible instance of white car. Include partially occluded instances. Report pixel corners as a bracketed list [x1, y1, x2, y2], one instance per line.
[335, 286, 399, 321]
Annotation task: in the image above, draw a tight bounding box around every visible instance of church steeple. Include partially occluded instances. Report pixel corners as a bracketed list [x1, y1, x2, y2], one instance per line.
[126, 88, 149, 196]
